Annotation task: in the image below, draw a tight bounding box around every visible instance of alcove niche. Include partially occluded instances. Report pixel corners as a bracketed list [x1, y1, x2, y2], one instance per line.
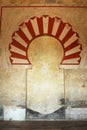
[9, 15, 82, 119]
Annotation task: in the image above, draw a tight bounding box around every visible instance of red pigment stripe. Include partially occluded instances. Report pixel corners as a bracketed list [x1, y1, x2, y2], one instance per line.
[10, 52, 27, 60]
[63, 51, 81, 60]
[80, 44, 82, 50]
[11, 39, 27, 52]
[64, 39, 79, 52]
[16, 28, 30, 45]
[25, 21, 35, 38]
[78, 57, 81, 63]
[12, 63, 29, 65]
[55, 21, 66, 39]
[61, 28, 75, 44]
[10, 57, 13, 64]
[37, 17, 43, 35]
[48, 17, 54, 35]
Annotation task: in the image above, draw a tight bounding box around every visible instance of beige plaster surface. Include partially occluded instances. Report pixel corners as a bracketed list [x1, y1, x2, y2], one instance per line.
[0, 69, 26, 106]
[27, 36, 64, 114]
[65, 69, 87, 101]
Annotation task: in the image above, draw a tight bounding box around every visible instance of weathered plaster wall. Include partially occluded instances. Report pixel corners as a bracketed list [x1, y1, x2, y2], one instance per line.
[0, 69, 26, 106]
[0, 0, 87, 115]
[65, 69, 87, 102]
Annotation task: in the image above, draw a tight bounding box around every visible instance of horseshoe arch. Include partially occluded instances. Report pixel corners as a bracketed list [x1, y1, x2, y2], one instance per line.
[9, 15, 82, 69]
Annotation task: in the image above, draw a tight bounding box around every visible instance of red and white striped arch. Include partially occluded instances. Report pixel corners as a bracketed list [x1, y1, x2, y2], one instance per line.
[9, 15, 82, 69]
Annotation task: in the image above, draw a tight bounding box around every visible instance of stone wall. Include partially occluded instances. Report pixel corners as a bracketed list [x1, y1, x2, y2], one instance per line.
[0, 0, 87, 116]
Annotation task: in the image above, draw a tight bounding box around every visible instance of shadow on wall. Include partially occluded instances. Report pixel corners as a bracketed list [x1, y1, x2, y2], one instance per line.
[0, 105, 3, 119]
[27, 106, 65, 120]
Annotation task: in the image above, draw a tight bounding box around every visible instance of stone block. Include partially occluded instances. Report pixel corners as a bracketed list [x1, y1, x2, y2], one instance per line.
[4, 106, 26, 121]
[65, 107, 87, 120]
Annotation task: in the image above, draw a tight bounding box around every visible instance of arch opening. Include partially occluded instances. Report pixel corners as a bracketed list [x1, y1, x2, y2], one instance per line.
[27, 35, 64, 68]
[27, 36, 64, 114]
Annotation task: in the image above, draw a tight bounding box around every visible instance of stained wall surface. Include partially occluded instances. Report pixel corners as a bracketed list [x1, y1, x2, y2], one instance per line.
[0, 0, 87, 6]
[0, 0, 87, 115]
